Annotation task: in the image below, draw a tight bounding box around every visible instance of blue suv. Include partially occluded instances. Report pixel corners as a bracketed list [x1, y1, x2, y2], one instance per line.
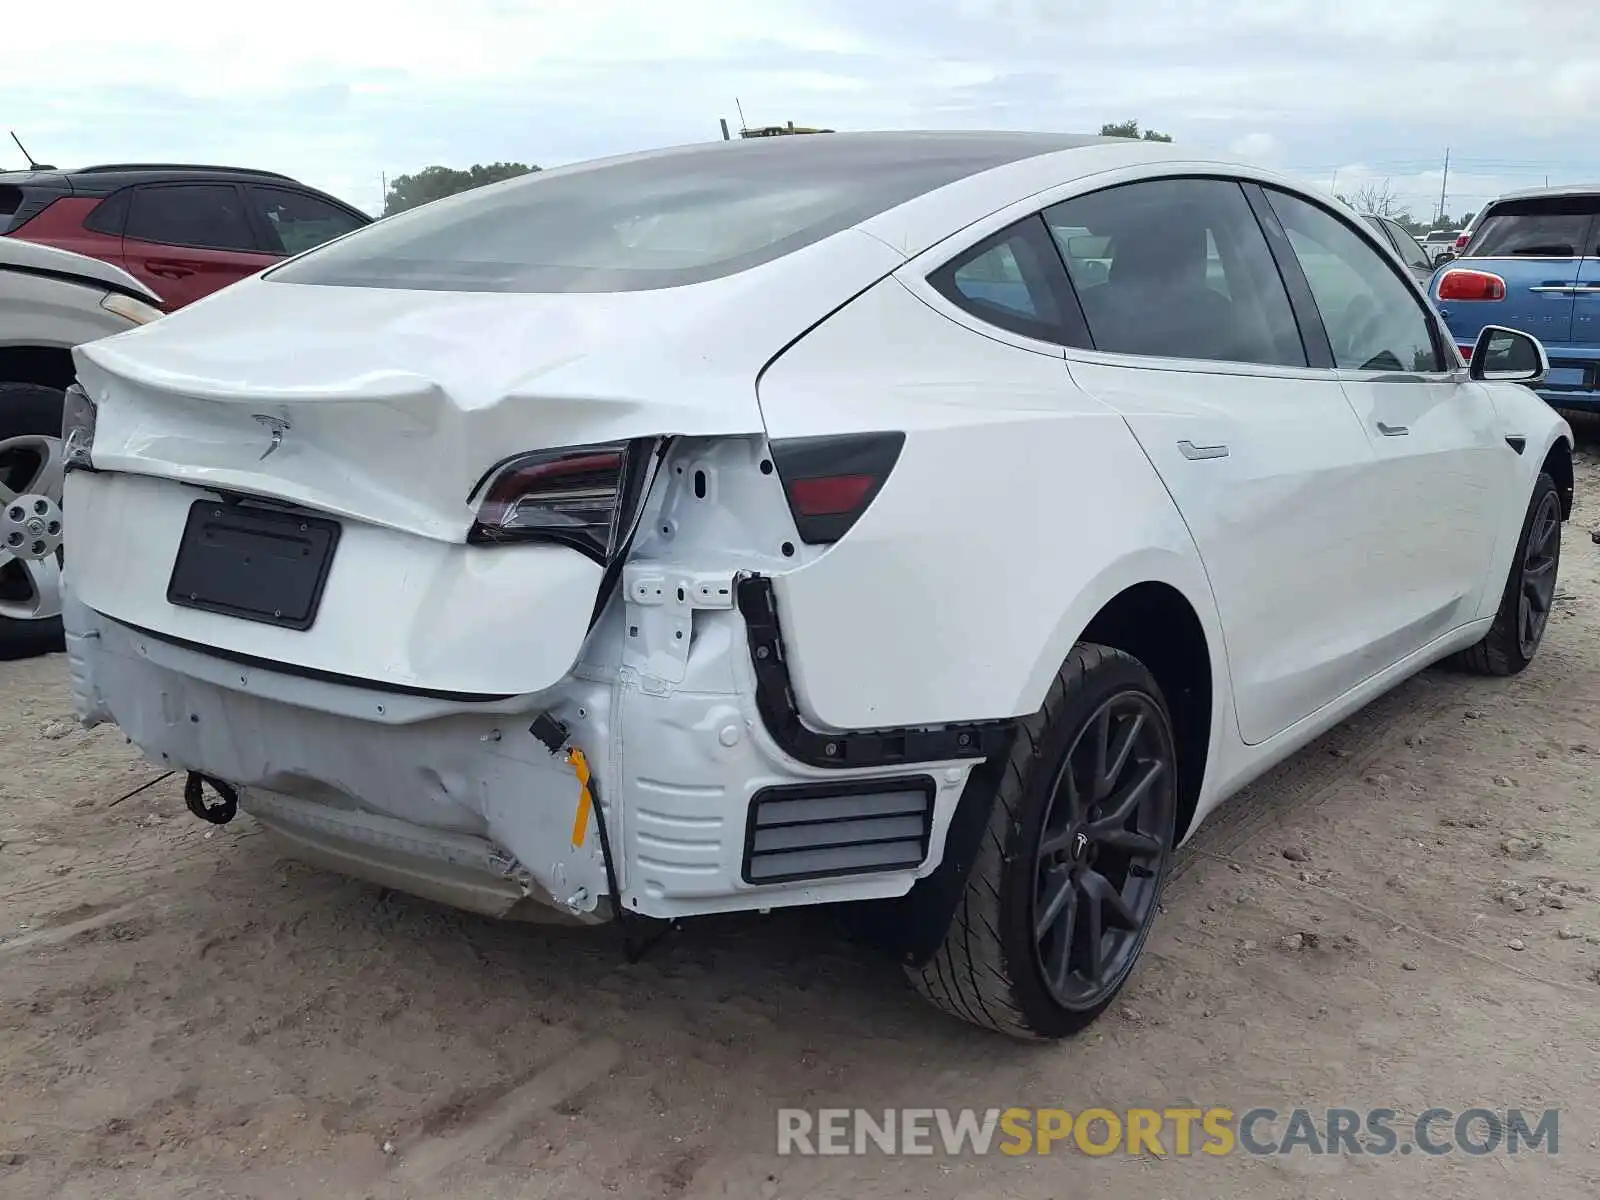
[1431, 186, 1600, 410]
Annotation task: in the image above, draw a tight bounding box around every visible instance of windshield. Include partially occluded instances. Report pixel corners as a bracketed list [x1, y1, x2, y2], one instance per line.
[269, 133, 1085, 294]
[1465, 196, 1600, 258]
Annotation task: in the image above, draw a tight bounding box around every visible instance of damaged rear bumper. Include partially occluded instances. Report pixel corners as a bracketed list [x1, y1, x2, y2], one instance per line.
[64, 577, 977, 924]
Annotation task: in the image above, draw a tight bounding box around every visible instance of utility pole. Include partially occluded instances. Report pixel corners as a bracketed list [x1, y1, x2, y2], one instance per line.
[1330, 168, 1338, 193]
[1436, 147, 1450, 223]
[380, 171, 387, 216]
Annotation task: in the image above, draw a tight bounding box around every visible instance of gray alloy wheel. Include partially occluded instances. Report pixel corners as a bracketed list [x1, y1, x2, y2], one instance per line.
[0, 383, 68, 660]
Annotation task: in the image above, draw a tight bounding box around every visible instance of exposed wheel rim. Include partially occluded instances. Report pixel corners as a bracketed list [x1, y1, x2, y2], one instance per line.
[1517, 490, 1561, 660]
[0, 432, 65, 624]
[1031, 690, 1175, 1011]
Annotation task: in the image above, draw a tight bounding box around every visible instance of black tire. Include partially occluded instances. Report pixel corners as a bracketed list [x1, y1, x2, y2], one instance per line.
[1450, 471, 1562, 677]
[0, 382, 67, 661]
[910, 644, 1179, 1039]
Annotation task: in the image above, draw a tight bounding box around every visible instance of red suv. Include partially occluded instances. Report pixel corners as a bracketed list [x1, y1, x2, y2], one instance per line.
[0, 164, 370, 310]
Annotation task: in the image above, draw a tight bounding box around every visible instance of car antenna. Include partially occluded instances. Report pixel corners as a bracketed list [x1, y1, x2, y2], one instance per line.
[8, 131, 54, 171]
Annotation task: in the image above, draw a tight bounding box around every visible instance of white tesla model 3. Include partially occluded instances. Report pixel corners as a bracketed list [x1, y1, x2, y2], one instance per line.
[61, 132, 1574, 1038]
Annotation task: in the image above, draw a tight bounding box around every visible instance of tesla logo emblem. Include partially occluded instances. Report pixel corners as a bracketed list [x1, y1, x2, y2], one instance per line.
[252, 414, 290, 460]
[1073, 832, 1089, 859]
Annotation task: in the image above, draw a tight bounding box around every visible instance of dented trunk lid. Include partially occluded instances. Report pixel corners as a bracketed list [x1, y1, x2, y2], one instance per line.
[73, 230, 904, 541]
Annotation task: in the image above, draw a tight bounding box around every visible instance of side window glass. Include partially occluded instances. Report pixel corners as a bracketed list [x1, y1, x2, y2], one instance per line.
[84, 188, 131, 236]
[1384, 219, 1431, 270]
[126, 185, 257, 252]
[1042, 178, 1306, 367]
[1266, 189, 1443, 373]
[928, 217, 1075, 345]
[251, 187, 367, 256]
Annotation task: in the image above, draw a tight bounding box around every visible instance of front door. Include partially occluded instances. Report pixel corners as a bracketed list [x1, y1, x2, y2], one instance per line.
[1262, 186, 1511, 648]
[1043, 177, 1384, 745]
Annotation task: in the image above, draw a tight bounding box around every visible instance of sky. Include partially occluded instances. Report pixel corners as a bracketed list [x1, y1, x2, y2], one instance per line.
[4, 0, 1598, 224]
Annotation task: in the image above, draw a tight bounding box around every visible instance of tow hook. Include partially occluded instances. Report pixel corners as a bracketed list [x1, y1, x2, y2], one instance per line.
[184, 773, 239, 824]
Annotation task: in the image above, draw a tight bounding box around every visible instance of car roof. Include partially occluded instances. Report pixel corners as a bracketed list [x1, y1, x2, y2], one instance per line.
[0, 163, 300, 196]
[1487, 183, 1600, 204]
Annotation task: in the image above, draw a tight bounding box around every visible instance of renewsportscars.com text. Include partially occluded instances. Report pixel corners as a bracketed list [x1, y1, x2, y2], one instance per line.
[776, 1106, 1560, 1157]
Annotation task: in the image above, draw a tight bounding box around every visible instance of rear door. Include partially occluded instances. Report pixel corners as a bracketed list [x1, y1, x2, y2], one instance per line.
[1042, 176, 1385, 745]
[1438, 195, 1598, 355]
[121, 183, 279, 309]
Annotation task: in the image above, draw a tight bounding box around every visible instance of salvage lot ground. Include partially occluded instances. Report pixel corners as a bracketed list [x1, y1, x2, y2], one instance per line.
[3, 438, 1599, 1200]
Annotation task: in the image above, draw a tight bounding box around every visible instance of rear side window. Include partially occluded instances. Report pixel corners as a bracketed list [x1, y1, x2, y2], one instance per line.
[269, 136, 1073, 293]
[1382, 219, 1432, 270]
[250, 186, 366, 256]
[0, 185, 21, 218]
[1042, 177, 1307, 367]
[126, 184, 257, 252]
[1466, 197, 1600, 258]
[929, 217, 1078, 344]
[83, 188, 131, 236]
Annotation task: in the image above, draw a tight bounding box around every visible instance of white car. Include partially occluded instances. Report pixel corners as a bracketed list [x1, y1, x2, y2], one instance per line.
[62, 133, 1573, 1039]
[1422, 227, 1465, 264]
[1, 237, 162, 658]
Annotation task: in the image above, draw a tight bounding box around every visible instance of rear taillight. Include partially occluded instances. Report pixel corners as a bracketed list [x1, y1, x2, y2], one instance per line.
[769, 431, 904, 544]
[467, 437, 660, 563]
[1436, 269, 1506, 301]
[1456, 344, 1475, 363]
[61, 384, 97, 470]
[1454, 232, 1471, 252]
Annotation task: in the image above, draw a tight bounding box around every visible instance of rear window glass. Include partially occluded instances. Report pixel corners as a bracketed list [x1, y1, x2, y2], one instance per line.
[268, 135, 1078, 293]
[1465, 196, 1600, 258]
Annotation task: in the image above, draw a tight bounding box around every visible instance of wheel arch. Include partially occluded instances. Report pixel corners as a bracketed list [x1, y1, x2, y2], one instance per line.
[848, 568, 1228, 967]
[0, 344, 77, 392]
[1077, 580, 1214, 843]
[1541, 434, 1573, 520]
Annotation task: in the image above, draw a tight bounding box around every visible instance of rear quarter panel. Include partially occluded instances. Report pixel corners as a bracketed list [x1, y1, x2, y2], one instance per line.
[756, 274, 1229, 732]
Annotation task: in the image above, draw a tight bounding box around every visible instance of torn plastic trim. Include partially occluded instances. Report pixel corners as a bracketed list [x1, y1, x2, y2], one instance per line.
[734, 573, 1013, 769]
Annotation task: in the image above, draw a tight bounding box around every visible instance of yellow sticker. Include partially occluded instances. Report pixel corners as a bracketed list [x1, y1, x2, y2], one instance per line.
[569, 747, 593, 847]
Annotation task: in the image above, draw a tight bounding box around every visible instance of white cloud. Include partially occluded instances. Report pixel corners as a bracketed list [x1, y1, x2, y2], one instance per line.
[1229, 133, 1282, 162]
[3, 0, 1596, 219]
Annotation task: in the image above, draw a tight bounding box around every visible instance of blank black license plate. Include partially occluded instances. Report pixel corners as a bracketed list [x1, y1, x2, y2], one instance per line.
[166, 500, 341, 630]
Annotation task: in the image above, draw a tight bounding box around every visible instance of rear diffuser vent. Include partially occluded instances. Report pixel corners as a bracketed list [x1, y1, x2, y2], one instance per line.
[742, 777, 936, 885]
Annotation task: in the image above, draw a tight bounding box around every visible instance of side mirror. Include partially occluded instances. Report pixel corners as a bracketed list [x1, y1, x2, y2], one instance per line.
[1434, 250, 1457, 264]
[1469, 325, 1548, 384]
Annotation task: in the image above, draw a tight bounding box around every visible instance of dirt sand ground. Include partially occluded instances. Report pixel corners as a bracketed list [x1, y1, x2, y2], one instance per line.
[3, 439, 1599, 1200]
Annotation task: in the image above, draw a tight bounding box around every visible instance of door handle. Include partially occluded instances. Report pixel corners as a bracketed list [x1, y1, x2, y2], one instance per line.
[1177, 440, 1229, 460]
[1376, 421, 1409, 436]
[144, 260, 195, 279]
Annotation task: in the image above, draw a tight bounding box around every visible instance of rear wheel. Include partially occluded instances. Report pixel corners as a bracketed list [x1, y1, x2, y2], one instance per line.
[910, 644, 1178, 1039]
[1451, 471, 1561, 676]
[0, 383, 67, 661]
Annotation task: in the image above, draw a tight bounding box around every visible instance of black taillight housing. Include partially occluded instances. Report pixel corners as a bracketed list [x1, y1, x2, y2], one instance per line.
[467, 437, 661, 563]
[768, 431, 904, 545]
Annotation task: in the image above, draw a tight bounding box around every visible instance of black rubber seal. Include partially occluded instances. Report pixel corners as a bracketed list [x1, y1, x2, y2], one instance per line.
[734, 573, 1011, 769]
[184, 773, 238, 824]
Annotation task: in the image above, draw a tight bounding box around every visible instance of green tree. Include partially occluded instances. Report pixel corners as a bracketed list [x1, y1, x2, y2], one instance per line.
[382, 162, 539, 217]
[1100, 119, 1172, 142]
